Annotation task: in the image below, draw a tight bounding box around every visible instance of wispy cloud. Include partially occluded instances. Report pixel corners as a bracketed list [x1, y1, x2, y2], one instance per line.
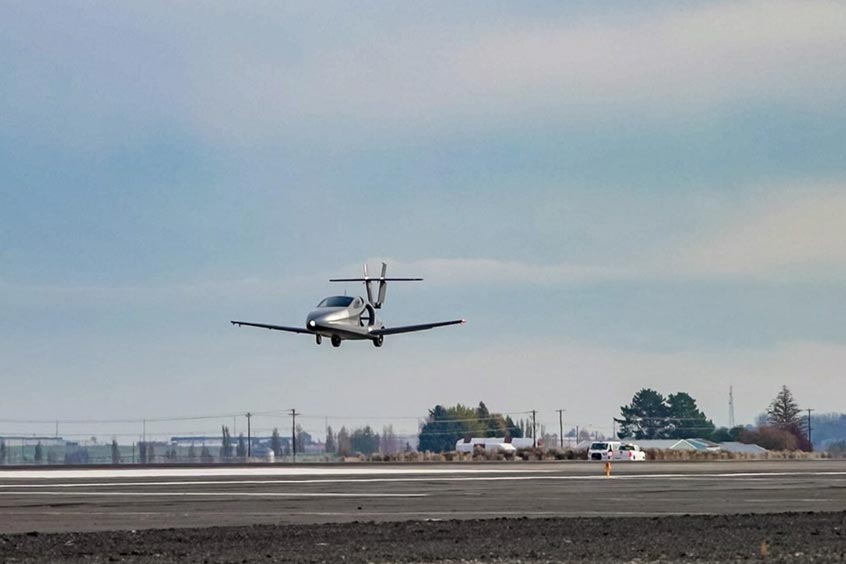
[187, 0, 846, 138]
[683, 186, 846, 279]
[8, 2, 841, 147]
[365, 258, 632, 287]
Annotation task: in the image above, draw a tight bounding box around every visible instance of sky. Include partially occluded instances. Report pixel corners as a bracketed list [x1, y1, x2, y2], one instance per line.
[2, 1, 845, 442]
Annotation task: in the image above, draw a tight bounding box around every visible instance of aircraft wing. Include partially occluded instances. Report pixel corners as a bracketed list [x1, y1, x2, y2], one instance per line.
[370, 319, 465, 336]
[230, 321, 311, 334]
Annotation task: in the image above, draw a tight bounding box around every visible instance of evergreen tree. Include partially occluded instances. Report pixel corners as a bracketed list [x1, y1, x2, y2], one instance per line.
[667, 392, 715, 439]
[325, 426, 336, 454]
[34, 442, 43, 464]
[350, 426, 380, 454]
[111, 439, 121, 464]
[418, 404, 485, 453]
[0, 440, 5, 464]
[768, 385, 802, 428]
[505, 416, 523, 439]
[617, 388, 671, 439]
[236, 433, 247, 458]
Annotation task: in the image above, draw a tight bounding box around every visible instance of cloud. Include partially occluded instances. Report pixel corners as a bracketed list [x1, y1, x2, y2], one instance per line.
[8, 1, 842, 147]
[683, 187, 846, 279]
[186, 0, 846, 138]
[366, 257, 632, 287]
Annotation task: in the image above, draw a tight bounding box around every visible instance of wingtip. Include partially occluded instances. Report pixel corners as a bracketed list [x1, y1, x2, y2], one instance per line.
[461, 319, 467, 324]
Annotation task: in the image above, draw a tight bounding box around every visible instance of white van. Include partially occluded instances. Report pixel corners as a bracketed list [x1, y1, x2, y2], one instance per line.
[588, 441, 621, 461]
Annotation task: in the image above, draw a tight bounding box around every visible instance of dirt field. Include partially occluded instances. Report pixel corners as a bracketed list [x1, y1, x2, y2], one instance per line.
[2, 511, 845, 563]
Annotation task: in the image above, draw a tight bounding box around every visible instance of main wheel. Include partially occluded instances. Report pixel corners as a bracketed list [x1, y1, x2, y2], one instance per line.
[372, 335, 384, 348]
[331, 336, 342, 348]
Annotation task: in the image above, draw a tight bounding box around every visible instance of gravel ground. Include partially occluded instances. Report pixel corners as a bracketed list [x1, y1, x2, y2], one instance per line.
[1, 512, 845, 563]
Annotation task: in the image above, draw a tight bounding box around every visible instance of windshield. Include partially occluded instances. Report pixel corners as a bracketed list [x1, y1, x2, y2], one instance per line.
[590, 442, 608, 451]
[620, 444, 635, 451]
[317, 296, 354, 308]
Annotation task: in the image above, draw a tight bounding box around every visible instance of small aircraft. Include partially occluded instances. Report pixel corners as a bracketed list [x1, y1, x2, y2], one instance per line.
[231, 262, 465, 347]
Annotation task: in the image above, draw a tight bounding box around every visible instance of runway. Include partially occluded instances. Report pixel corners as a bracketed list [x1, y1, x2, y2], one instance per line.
[1, 460, 845, 533]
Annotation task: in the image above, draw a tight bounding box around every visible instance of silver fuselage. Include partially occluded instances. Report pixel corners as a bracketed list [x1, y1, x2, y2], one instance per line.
[305, 296, 383, 341]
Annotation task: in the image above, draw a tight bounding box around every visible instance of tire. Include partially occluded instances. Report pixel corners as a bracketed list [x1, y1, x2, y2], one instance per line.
[331, 336, 342, 348]
[373, 335, 384, 347]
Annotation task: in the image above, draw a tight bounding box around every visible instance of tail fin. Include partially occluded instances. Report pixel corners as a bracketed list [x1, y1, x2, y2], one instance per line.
[329, 262, 422, 309]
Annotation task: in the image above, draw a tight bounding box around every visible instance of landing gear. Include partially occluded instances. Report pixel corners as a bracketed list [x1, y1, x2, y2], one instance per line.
[331, 335, 342, 348]
[372, 335, 384, 347]
[315, 335, 322, 345]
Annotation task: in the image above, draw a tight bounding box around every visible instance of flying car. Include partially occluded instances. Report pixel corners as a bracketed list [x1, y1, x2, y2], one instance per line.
[231, 262, 465, 347]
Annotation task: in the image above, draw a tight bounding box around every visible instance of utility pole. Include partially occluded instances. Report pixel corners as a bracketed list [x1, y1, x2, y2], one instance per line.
[246, 412, 252, 458]
[290, 409, 298, 462]
[729, 386, 736, 429]
[531, 410, 537, 448]
[556, 409, 565, 449]
[807, 408, 814, 452]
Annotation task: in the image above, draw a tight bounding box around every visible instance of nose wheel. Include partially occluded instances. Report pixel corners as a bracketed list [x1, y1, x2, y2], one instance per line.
[315, 335, 322, 345]
[331, 336, 342, 348]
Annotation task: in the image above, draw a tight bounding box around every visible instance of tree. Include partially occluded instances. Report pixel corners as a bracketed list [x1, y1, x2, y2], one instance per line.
[296, 425, 312, 451]
[220, 426, 233, 460]
[350, 426, 380, 455]
[271, 428, 282, 457]
[236, 433, 247, 458]
[337, 427, 352, 456]
[200, 445, 213, 463]
[380, 425, 400, 455]
[111, 439, 121, 464]
[34, 442, 43, 464]
[711, 426, 745, 442]
[0, 440, 5, 464]
[139, 442, 148, 464]
[505, 416, 523, 439]
[418, 404, 486, 453]
[768, 386, 801, 428]
[617, 388, 671, 439]
[740, 426, 798, 451]
[325, 426, 336, 454]
[187, 443, 197, 461]
[666, 392, 715, 439]
[147, 443, 156, 463]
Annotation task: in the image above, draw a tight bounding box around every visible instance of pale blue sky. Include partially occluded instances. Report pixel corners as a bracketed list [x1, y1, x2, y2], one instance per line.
[2, 1, 845, 441]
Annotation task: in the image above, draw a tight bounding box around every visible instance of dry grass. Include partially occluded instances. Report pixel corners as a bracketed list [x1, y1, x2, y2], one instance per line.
[354, 447, 829, 463]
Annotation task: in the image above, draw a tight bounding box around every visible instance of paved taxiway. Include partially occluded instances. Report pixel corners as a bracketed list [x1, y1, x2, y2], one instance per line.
[1, 460, 844, 533]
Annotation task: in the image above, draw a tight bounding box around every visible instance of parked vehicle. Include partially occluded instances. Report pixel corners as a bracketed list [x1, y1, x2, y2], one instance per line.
[588, 441, 621, 460]
[613, 443, 646, 461]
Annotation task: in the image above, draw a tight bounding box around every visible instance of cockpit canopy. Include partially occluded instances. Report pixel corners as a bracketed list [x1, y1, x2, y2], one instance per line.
[317, 296, 355, 308]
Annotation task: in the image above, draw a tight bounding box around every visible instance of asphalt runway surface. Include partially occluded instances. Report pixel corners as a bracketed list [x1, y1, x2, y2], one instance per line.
[1, 460, 845, 533]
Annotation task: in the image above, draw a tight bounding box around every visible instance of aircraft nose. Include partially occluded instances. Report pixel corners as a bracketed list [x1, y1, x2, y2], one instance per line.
[306, 313, 327, 330]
